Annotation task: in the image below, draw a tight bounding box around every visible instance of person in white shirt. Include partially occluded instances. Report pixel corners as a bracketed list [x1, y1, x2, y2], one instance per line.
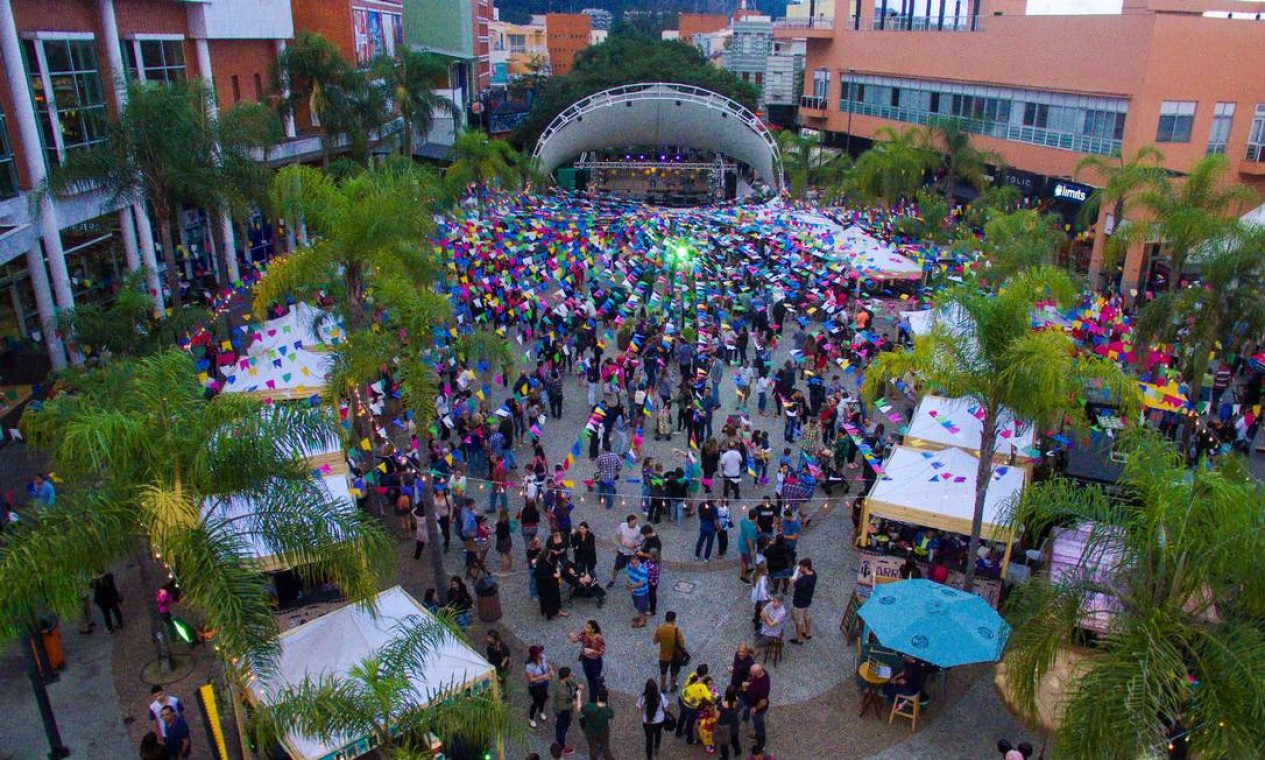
[755, 375, 773, 416]
[148, 685, 183, 740]
[720, 447, 744, 501]
[607, 515, 642, 589]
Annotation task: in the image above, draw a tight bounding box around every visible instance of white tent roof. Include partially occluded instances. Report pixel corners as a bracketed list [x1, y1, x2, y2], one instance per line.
[248, 586, 496, 760]
[906, 395, 1036, 461]
[247, 303, 344, 356]
[202, 473, 355, 572]
[223, 347, 332, 399]
[866, 445, 1027, 540]
[850, 247, 922, 280]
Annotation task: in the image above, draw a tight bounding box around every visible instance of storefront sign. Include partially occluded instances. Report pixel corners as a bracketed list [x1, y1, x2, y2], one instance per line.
[1002, 168, 1044, 197]
[1051, 180, 1093, 204]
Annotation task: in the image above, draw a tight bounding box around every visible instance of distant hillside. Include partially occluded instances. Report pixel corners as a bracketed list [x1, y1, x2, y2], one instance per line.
[496, 0, 791, 25]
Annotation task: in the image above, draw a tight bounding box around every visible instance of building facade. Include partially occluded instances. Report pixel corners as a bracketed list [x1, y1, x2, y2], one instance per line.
[544, 13, 590, 77]
[779, 0, 1265, 291]
[489, 14, 548, 86]
[402, 0, 494, 106]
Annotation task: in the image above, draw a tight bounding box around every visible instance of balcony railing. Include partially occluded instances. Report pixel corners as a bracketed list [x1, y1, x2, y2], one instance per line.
[800, 95, 828, 111]
[774, 18, 834, 30]
[831, 16, 983, 32]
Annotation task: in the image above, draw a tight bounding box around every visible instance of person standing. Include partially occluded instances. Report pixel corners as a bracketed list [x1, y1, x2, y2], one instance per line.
[485, 630, 511, 687]
[90, 571, 123, 633]
[715, 500, 732, 558]
[607, 514, 641, 589]
[546, 367, 565, 419]
[716, 685, 742, 760]
[789, 558, 817, 645]
[553, 666, 581, 755]
[534, 553, 567, 621]
[568, 620, 606, 702]
[720, 445, 743, 501]
[637, 524, 663, 616]
[570, 521, 598, 576]
[580, 688, 616, 760]
[637, 679, 669, 760]
[738, 509, 760, 584]
[626, 555, 650, 628]
[742, 663, 772, 760]
[676, 665, 713, 744]
[488, 455, 510, 514]
[652, 611, 686, 693]
[596, 443, 622, 510]
[525, 645, 554, 729]
[148, 686, 183, 744]
[694, 499, 718, 561]
[160, 705, 191, 759]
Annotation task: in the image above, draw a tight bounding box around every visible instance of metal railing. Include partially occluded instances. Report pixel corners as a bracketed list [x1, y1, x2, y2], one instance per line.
[841, 101, 1122, 156]
[830, 16, 983, 32]
[773, 18, 834, 30]
[532, 82, 783, 190]
[800, 95, 828, 111]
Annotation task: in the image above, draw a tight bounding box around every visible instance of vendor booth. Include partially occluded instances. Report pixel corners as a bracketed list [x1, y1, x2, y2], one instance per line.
[904, 395, 1036, 464]
[247, 586, 498, 760]
[857, 445, 1028, 608]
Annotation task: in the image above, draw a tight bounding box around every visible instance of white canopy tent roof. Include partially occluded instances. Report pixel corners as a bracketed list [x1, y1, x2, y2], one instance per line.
[808, 223, 923, 281]
[247, 586, 496, 760]
[247, 303, 344, 355]
[865, 445, 1027, 541]
[222, 347, 332, 400]
[905, 395, 1036, 462]
[201, 473, 355, 573]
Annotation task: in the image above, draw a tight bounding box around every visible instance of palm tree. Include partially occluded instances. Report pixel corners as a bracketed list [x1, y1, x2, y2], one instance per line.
[44, 79, 225, 310]
[253, 612, 515, 758]
[776, 129, 821, 200]
[56, 273, 210, 361]
[445, 129, 521, 210]
[844, 126, 933, 208]
[862, 267, 1139, 591]
[923, 116, 1003, 202]
[979, 208, 1068, 283]
[276, 31, 377, 165]
[1001, 430, 1265, 758]
[1112, 152, 1257, 282]
[372, 50, 459, 157]
[1134, 222, 1265, 416]
[894, 188, 953, 244]
[1075, 146, 1166, 270]
[10, 350, 392, 675]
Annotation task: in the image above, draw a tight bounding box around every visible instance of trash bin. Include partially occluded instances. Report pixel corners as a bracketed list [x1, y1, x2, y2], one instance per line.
[33, 618, 65, 675]
[475, 576, 501, 623]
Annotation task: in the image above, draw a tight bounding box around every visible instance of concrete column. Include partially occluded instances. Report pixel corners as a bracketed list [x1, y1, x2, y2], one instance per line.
[220, 212, 240, 284]
[275, 39, 297, 139]
[192, 37, 241, 286]
[134, 204, 165, 313]
[118, 206, 140, 271]
[25, 242, 66, 370]
[0, 0, 73, 312]
[98, 0, 127, 109]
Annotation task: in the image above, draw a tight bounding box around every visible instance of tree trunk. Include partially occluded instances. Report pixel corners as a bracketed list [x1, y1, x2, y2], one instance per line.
[155, 203, 183, 309]
[403, 118, 414, 158]
[961, 408, 998, 593]
[208, 212, 228, 286]
[419, 478, 449, 605]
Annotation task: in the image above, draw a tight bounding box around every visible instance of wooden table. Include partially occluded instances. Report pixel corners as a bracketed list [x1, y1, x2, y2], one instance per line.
[858, 661, 891, 718]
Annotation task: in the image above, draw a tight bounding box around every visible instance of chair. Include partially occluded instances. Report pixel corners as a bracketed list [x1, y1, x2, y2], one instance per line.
[762, 635, 784, 667]
[888, 692, 926, 732]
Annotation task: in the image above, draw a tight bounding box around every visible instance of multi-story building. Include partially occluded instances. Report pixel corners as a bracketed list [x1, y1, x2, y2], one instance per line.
[779, 0, 1265, 291]
[719, 12, 804, 123]
[723, 14, 772, 95]
[581, 7, 612, 31]
[402, 0, 493, 106]
[489, 13, 548, 86]
[0, 0, 308, 370]
[544, 13, 591, 77]
[678, 12, 729, 44]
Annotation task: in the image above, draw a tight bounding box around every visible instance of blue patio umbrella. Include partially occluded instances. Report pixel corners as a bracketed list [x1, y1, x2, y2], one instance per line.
[858, 579, 1011, 668]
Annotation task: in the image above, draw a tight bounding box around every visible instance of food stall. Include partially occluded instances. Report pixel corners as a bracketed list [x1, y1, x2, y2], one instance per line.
[903, 395, 1036, 464]
[856, 445, 1028, 608]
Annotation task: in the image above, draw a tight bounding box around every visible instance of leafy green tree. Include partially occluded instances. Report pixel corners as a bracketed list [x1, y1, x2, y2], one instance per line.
[776, 129, 821, 200]
[863, 267, 1138, 591]
[979, 208, 1068, 283]
[894, 188, 953, 243]
[923, 116, 1003, 201]
[1002, 431, 1265, 759]
[961, 184, 1022, 229]
[9, 350, 392, 674]
[44, 80, 231, 309]
[445, 129, 521, 210]
[1075, 146, 1166, 269]
[253, 612, 515, 758]
[1134, 222, 1265, 412]
[372, 50, 458, 157]
[276, 31, 386, 165]
[1111, 153, 1256, 281]
[514, 33, 759, 150]
[56, 273, 210, 361]
[844, 126, 933, 208]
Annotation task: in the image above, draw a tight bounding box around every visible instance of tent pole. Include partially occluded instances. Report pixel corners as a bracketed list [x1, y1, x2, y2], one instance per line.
[999, 528, 1015, 580]
[857, 498, 872, 547]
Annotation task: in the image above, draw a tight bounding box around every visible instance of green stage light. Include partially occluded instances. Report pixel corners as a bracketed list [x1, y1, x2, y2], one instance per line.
[169, 616, 196, 645]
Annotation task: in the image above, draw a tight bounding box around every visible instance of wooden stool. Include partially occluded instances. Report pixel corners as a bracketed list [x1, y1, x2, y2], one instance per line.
[762, 636, 784, 667]
[889, 692, 921, 732]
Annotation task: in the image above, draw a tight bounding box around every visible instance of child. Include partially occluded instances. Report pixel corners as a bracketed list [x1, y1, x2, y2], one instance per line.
[696, 698, 718, 754]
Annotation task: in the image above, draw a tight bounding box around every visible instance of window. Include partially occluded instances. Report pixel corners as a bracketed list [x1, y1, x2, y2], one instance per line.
[508, 34, 526, 53]
[1084, 109, 1125, 140]
[23, 37, 109, 167]
[1247, 104, 1265, 162]
[1023, 102, 1048, 128]
[812, 68, 829, 100]
[230, 75, 240, 103]
[853, 83, 865, 103]
[890, 87, 901, 108]
[253, 73, 263, 101]
[1156, 100, 1196, 143]
[124, 39, 186, 84]
[1207, 102, 1234, 155]
[0, 106, 18, 199]
[754, 72, 762, 87]
[929, 92, 940, 113]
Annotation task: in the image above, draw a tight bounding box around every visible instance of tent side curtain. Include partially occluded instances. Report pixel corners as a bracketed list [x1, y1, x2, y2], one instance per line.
[864, 497, 1012, 542]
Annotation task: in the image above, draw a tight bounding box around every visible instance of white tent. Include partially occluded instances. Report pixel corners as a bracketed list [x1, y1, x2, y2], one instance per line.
[247, 303, 344, 356]
[905, 395, 1036, 462]
[202, 473, 355, 573]
[222, 347, 332, 400]
[247, 586, 496, 760]
[863, 445, 1027, 542]
[850, 246, 923, 281]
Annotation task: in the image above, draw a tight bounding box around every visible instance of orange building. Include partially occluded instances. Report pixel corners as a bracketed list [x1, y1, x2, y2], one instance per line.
[780, 0, 1265, 292]
[545, 13, 591, 77]
[678, 12, 730, 44]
